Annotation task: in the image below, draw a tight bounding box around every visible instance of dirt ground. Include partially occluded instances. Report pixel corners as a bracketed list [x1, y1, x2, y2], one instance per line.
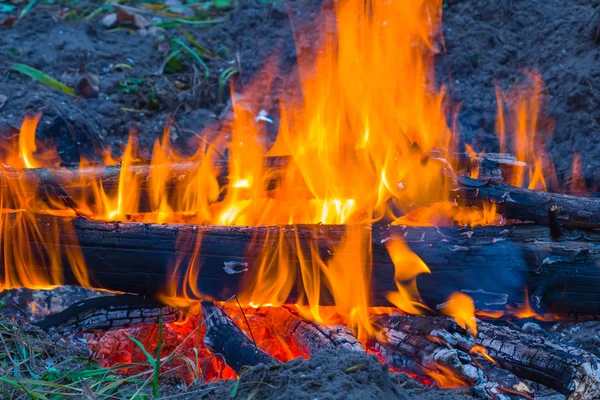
[1, 0, 600, 184]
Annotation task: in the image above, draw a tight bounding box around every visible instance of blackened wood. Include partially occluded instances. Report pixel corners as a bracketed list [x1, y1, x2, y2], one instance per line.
[457, 176, 600, 229]
[472, 354, 534, 399]
[9, 217, 600, 316]
[373, 315, 530, 398]
[35, 294, 183, 336]
[375, 315, 600, 399]
[261, 306, 364, 357]
[477, 321, 600, 400]
[201, 301, 279, 373]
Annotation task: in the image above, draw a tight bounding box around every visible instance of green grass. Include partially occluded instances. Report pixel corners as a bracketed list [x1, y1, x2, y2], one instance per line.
[11, 64, 76, 96]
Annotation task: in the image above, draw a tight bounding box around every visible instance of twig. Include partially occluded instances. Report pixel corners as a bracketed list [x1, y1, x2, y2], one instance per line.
[234, 295, 258, 352]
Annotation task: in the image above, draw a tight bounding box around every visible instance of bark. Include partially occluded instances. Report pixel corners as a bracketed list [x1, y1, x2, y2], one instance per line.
[201, 301, 279, 373]
[35, 294, 183, 336]
[8, 216, 600, 316]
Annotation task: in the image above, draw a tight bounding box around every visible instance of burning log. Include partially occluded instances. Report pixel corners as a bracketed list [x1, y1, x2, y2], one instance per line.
[374, 315, 533, 399]
[14, 216, 600, 317]
[201, 301, 279, 373]
[35, 294, 183, 336]
[457, 176, 600, 229]
[261, 306, 364, 357]
[376, 315, 600, 400]
[8, 153, 595, 228]
[477, 321, 600, 400]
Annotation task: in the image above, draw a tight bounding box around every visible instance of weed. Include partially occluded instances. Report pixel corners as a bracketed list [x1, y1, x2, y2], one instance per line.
[171, 37, 210, 78]
[119, 78, 145, 94]
[218, 67, 238, 104]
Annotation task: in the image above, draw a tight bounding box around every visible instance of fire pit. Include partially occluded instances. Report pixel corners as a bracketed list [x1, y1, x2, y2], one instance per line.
[2, 0, 600, 399]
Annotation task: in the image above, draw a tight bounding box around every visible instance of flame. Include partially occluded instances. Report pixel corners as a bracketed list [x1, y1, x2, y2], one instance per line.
[440, 292, 477, 335]
[494, 71, 554, 190]
[426, 364, 470, 388]
[470, 344, 495, 364]
[507, 290, 552, 321]
[384, 237, 431, 315]
[569, 153, 587, 194]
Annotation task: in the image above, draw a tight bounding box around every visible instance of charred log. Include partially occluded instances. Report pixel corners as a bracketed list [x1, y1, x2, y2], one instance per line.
[9, 217, 600, 317]
[376, 315, 600, 399]
[374, 315, 533, 399]
[35, 294, 184, 336]
[477, 321, 600, 400]
[457, 176, 600, 229]
[261, 306, 364, 357]
[201, 301, 279, 373]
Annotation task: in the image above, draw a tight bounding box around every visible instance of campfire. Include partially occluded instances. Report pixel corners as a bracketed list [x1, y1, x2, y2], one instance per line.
[1, 0, 600, 399]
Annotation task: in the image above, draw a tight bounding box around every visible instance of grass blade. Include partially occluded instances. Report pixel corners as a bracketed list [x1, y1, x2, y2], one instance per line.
[171, 38, 210, 78]
[11, 64, 75, 95]
[19, 0, 37, 19]
[127, 336, 157, 370]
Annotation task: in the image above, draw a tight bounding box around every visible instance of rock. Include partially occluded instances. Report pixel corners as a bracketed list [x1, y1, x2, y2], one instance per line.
[76, 74, 100, 98]
[101, 13, 118, 28]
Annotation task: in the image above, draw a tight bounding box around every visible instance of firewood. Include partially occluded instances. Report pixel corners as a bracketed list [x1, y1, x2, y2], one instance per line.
[10, 216, 600, 317]
[457, 176, 600, 229]
[35, 294, 183, 336]
[477, 321, 600, 400]
[201, 301, 279, 373]
[376, 315, 600, 399]
[261, 306, 364, 357]
[9, 152, 595, 229]
[373, 315, 533, 399]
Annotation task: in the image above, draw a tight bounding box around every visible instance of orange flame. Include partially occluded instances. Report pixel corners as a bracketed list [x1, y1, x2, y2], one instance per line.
[440, 292, 477, 335]
[494, 71, 554, 190]
[384, 237, 431, 315]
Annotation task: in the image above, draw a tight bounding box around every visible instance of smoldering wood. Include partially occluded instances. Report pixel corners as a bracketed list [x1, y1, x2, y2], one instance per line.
[376, 315, 600, 400]
[201, 301, 279, 373]
[476, 321, 600, 400]
[373, 315, 532, 399]
[261, 306, 364, 357]
[10, 216, 600, 317]
[35, 294, 183, 336]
